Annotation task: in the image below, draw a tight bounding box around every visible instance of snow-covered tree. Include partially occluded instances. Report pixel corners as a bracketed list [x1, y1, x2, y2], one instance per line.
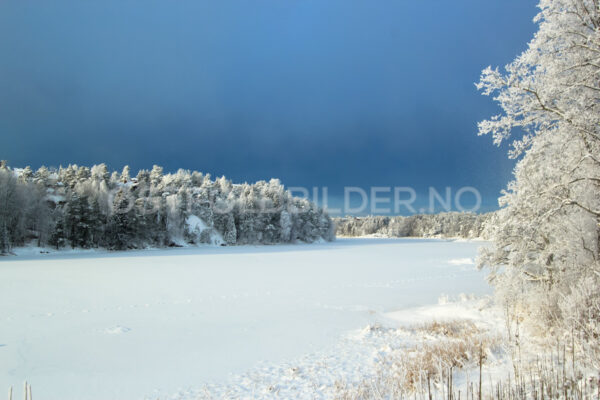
[150, 165, 164, 191]
[91, 164, 109, 184]
[120, 166, 130, 183]
[0, 168, 21, 253]
[476, 0, 600, 367]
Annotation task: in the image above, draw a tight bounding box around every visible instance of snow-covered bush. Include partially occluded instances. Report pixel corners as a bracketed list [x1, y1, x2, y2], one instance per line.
[0, 162, 334, 251]
[477, 0, 600, 369]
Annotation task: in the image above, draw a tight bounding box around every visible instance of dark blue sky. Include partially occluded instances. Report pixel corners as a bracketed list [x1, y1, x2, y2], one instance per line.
[0, 0, 537, 212]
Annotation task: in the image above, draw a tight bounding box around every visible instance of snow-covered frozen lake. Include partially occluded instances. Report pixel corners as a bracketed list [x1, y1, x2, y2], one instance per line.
[0, 238, 490, 400]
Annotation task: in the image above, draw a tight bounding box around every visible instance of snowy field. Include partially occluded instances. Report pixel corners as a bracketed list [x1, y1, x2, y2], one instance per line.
[0, 238, 492, 400]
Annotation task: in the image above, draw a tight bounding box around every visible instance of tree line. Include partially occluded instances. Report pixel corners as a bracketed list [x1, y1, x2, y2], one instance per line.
[334, 212, 493, 239]
[0, 161, 334, 254]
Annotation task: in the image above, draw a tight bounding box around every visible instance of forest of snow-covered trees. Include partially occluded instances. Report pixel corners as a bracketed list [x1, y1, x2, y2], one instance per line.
[335, 212, 493, 239]
[0, 161, 334, 254]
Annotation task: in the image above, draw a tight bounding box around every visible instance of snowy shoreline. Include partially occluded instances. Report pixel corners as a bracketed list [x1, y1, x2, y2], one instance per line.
[1, 236, 488, 260]
[2, 238, 333, 259]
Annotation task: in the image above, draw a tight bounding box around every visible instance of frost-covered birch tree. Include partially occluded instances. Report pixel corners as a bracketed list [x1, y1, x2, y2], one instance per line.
[477, 0, 600, 366]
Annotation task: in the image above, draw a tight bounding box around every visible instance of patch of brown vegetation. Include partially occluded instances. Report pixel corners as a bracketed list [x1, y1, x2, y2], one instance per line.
[335, 319, 502, 399]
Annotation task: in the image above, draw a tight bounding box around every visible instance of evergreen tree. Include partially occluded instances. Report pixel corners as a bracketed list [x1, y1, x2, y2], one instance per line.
[0, 221, 9, 254]
[107, 189, 137, 250]
[120, 166, 130, 183]
[49, 218, 67, 250]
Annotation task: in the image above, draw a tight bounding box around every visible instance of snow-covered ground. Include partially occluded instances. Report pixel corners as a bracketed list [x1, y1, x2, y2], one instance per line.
[0, 238, 493, 400]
